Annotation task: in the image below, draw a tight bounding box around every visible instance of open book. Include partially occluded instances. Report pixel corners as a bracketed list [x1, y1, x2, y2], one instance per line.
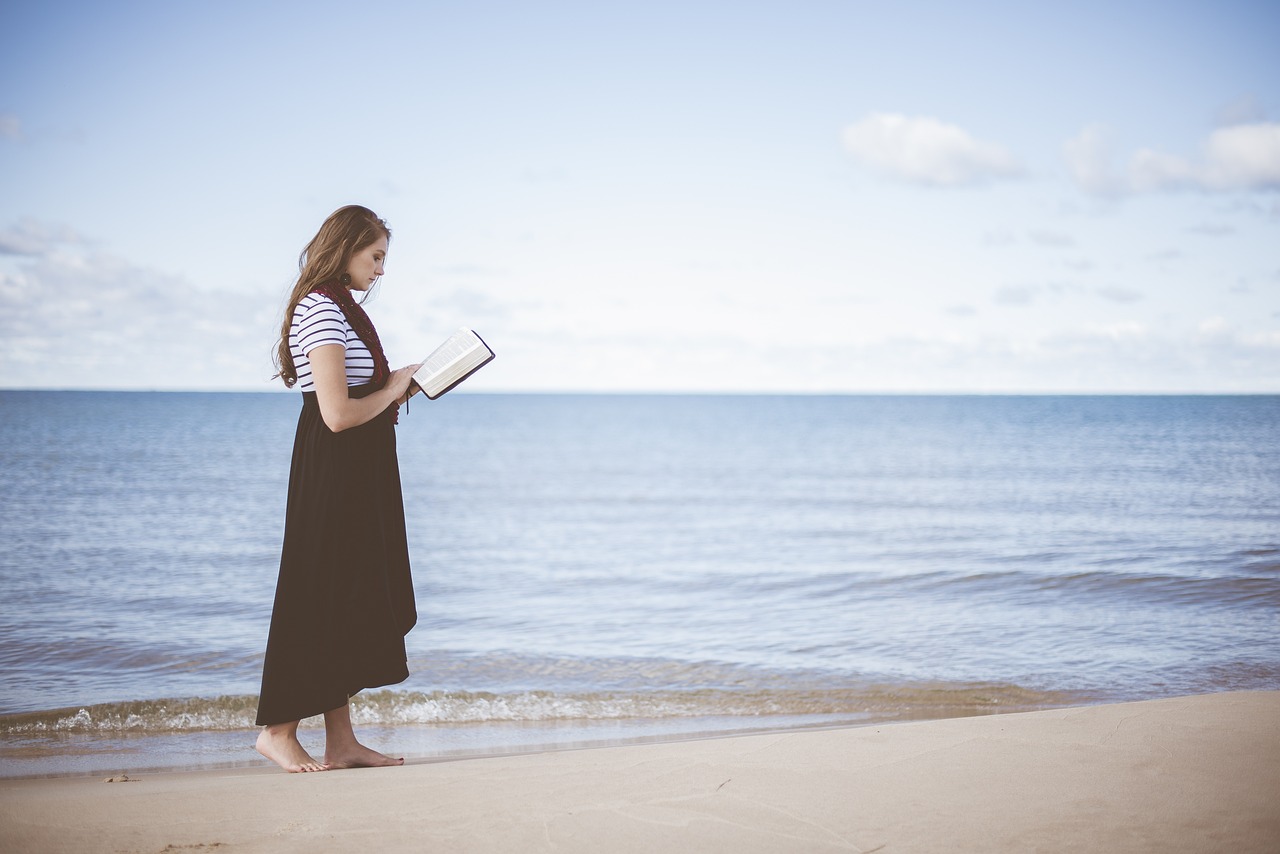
[411, 329, 495, 399]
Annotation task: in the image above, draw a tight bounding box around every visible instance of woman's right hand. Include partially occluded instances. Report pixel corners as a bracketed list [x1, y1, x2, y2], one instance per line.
[387, 364, 423, 403]
[311, 346, 423, 431]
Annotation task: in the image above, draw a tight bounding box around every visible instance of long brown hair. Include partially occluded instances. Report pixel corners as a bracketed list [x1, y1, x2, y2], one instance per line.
[273, 205, 391, 387]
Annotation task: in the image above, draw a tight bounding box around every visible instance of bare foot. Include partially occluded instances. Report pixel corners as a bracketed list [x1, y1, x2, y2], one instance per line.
[256, 728, 329, 773]
[324, 741, 404, 770]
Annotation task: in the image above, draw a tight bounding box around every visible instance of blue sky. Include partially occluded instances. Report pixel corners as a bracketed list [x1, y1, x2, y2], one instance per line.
[1, 0, 1277, 391]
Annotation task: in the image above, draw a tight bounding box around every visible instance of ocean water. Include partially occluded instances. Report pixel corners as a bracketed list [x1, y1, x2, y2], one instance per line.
[1, 391, 1277, 778]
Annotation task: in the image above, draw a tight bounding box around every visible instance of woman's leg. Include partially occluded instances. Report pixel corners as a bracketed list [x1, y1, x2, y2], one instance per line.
[255, 720, 328, 772]
[322, 702, 404, 769]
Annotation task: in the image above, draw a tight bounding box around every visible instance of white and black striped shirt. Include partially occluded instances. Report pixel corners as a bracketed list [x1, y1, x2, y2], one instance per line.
[289, 293, 375, 391]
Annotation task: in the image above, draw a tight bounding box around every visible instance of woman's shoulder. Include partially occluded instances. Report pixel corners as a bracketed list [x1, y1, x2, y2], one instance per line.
[297, 291, 338, 311]
[294, 292, 345, 321]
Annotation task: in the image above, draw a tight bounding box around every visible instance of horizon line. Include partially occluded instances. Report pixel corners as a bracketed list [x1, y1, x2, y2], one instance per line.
[2, 387, 1278, 397]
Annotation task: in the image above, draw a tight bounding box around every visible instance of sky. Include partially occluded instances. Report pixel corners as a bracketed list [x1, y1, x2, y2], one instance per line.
[1, 0, 1277, 393]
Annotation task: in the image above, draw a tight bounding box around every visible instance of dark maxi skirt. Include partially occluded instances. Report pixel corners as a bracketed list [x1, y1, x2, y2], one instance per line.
[255, 386, 417, 726]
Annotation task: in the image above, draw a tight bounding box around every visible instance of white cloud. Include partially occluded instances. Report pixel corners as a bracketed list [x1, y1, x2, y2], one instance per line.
[0, 231, 275, 389]
[1215, 95, 1266, 127]
[1129, 147, 1196, 192]
[1095, 285, 1143, 304]
[1081, 321, 1147, 341]
[0, 219, 85, 256]
[792, 322, 1279, 392]
[1028, 229, 1075, 247]
[1195, 316, 1232, 342]
[1062, 125, 1122, 196]
[0, 114, 20, 141]
[429, 287, 510, 321]
[1065, 122, 1280, 195]
[1032, 321, 1277, 390]
[1201, 123, 1280, 190]
[993, 285, 1035, 306]
[1187, 223, 1234, 236]
[842, 113, 1022, 187]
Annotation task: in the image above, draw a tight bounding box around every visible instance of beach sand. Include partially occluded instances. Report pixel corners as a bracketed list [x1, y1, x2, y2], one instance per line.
[2, 690, 1276, 853]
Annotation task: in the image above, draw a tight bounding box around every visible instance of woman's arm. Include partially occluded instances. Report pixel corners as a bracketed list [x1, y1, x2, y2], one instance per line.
[309, 344, 421, 433]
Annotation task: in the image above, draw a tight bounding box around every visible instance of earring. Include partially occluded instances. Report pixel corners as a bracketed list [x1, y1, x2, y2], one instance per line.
[339, 273, 352, 286]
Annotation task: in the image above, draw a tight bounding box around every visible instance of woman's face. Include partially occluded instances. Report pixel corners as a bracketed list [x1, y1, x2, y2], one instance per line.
[346, 235, 388, 291]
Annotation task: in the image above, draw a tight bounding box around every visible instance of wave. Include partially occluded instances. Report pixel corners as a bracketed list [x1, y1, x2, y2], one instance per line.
[908, 567, 1280, 610]
[0, 682, 1085, 735]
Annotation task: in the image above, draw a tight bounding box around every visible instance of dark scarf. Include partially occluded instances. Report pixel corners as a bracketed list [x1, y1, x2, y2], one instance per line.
[311, 279, 391, 387]
[310, 280, 399, 423]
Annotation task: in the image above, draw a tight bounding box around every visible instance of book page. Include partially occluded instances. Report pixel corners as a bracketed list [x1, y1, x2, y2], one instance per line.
[420, 331, 481, 379]
[413, 328, 493, 398]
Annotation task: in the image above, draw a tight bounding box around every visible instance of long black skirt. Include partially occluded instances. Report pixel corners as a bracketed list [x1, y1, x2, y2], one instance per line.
[255, 387, 416, 726]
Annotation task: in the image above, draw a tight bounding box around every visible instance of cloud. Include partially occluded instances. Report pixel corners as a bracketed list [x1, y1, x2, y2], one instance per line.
[993, 285, 1035, 306]
[0, 219, 85, 256]
[1200, 123, 1280, 189]
[1129, 147, 1197, 192]
[1065, 123, 1280, 195]
[0, 114, 20, 141]
[1062, 125, 1122, 196]
[1034, 320, 1278, 390]
[1079, 320, 1147, 341]
[1095, 285, 1143, 303]
[1190, 317, 1280, 360]
[429, 263, 506, 277]
[1195, 316, 1231, 342]
[982, 231, 1017, 247]
[1028, 229, 1074, 248]
[0, 228, 274, 389]
[1215, 96, 1266, 127]
[431, 287, 510, 320]
[1216, 196, 1280, 222]
[842, 113, 1022, 187]
[1187, 223, 1234, 236]
[804, 321, 1279, 392]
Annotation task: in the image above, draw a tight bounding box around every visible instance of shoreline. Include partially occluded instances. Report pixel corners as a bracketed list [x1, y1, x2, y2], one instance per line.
[1, 681, 1098, 781]
[0, 702, 1072, 782]
[2, 690, 1276, 852]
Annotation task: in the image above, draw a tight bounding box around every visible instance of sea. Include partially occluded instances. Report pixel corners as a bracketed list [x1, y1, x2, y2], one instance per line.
[1, 391, 1277, 778]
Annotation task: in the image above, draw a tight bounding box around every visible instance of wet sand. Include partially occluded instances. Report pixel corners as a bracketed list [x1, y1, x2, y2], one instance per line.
[1, 691, 1276, 853]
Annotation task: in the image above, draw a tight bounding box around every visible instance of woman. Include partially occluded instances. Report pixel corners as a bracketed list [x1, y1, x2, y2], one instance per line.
[255, 205, 422, 772]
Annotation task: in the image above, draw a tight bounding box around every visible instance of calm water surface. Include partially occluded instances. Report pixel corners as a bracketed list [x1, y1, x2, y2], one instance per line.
[1, 392, 1277, 776]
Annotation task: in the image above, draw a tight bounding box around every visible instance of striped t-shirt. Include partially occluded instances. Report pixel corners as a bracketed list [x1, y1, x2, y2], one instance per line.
[289, 293, 375, 391]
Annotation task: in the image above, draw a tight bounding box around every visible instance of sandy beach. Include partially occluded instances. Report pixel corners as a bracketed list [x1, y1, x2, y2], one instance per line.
[1, 691, 1276, 853]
